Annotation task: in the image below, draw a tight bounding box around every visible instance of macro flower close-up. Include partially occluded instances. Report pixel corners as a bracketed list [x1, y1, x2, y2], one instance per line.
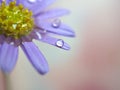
[0, 0, 75, 75]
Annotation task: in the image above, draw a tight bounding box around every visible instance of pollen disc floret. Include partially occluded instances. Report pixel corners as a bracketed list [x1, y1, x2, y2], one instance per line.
[0, 1, 34, 39]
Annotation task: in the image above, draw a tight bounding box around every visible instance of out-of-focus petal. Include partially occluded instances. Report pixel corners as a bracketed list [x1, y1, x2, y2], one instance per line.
[0, 35, 5, 44]
[6, 0, 14, 5]
[0, 44, 1, 50]
[36, 9, 70, 20]
[35, 21, 75, 37]
[0, 42, 18, 73]
[36, 34, 70, 50]
[16, 0, 21, 5]
[0, 0, 2, 4]
[21, 42, 49, 75]
[30, 0, 56, 15]
[19, 0, 55, 15]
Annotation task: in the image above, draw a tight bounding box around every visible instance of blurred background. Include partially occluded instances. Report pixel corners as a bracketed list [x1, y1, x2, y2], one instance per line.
[3, 0, 120, 90]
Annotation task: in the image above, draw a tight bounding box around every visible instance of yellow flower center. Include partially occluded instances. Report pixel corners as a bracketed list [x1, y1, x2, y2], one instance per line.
[0, 1, 34, 39]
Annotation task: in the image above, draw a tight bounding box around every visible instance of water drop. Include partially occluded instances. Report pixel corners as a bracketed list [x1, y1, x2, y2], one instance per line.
[56, 39, 64, 48]
[52, 19, 61, 28]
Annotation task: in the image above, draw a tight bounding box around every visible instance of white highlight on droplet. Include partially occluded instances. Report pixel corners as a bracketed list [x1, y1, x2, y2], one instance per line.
[52, 19, 61, 28]
[56, 39, 64, 48]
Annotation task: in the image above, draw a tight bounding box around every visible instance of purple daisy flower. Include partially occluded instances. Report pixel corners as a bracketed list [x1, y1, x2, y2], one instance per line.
[0, 0, 75, 75]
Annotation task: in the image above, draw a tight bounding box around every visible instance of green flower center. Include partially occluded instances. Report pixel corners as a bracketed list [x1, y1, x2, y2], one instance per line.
[0, 1, 34, 39]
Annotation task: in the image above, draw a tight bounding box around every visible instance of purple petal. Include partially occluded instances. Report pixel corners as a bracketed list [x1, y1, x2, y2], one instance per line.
[0, 44, 1, 50]
[16, 0, 21, 5]
[6, 0, 14, 5]
[1, 0, 19, 5]
[36, 34, 70, 50]
[19, 0, 55, 15]
[0, 35, 5, 44]
[0, 0, 2, 4]
[14, 39, 22, 46]
[35, 21, 75, 37]
[5, 37, 13, 44]
[35, 9, 70, 20]
[21, 42, 49, 75]
[21, 35, 32, 42]
[0, 42, 18, 73]
[30, 0, 56, 15]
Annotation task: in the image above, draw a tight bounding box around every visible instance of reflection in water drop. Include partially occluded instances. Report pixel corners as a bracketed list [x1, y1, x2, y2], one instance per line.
[56, 39, 64, 48]
[52, 19, 61, 28]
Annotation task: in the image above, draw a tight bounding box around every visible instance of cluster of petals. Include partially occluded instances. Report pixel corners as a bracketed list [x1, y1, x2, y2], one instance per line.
[0, 0, 75, 75]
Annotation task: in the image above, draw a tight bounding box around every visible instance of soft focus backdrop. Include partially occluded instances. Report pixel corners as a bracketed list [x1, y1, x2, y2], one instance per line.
[7, 0, 120, 90]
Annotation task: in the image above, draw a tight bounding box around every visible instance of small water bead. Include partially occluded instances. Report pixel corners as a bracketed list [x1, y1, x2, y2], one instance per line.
[55, 39, 64, 48]
[52, 19, 61, 28]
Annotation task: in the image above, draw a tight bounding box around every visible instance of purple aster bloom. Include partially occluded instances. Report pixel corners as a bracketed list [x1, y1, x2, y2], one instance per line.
[0, 0, 75, 75]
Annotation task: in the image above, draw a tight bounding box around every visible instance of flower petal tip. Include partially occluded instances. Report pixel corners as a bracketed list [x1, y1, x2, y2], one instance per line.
[63, 43, 71, 50]
[56, 41, 71, 50]
[37, 66, 49, 75]
[21, 42, 49, 75]
[69, 32, 76, 37]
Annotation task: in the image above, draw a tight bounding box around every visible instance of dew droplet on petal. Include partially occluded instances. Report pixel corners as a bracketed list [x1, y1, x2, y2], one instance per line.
[55, 39, 64, 48]
[52, 19, 61, 28]
[28, 0, 37, 3]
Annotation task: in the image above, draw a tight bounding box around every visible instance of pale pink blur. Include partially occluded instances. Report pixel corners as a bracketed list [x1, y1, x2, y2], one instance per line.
[48, 0, 120, 90]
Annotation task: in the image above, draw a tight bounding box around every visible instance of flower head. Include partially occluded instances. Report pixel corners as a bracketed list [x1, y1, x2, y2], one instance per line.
[0, 0, 75, 75]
